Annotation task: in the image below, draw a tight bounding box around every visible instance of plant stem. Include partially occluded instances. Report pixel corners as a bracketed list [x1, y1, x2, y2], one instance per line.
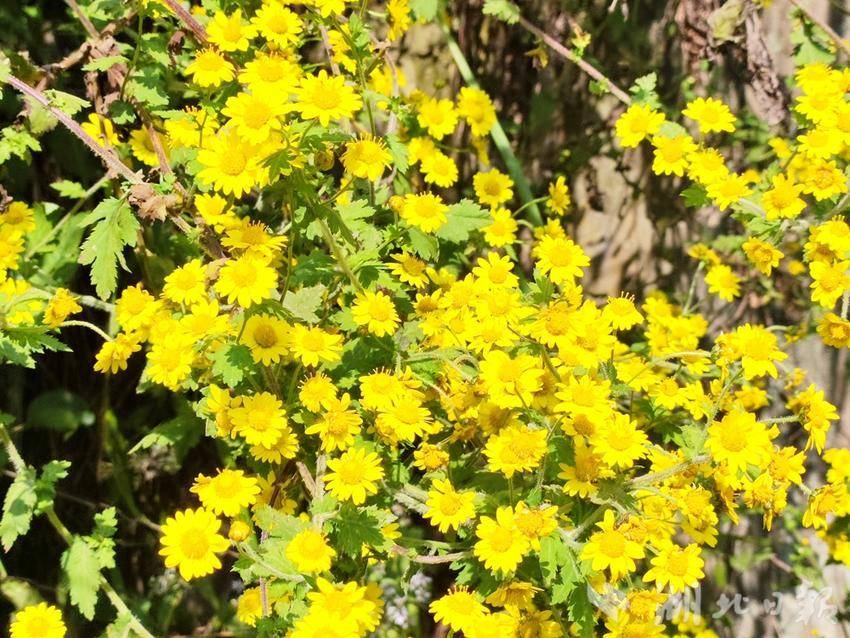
[441, 22, 543, 226]
[0, 422, 156, 638]
[317, 218, 364, 293]
[515, 16, 632, 105]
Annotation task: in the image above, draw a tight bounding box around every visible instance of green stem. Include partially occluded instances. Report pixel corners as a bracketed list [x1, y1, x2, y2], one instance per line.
[441, 22, 543, 226]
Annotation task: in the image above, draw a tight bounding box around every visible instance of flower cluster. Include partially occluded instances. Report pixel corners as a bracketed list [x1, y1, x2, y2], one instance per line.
[3, 1, 850, 637]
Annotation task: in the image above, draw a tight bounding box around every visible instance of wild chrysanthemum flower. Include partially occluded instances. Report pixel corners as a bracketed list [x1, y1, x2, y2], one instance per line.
[351, 290, 399, 337]
[429, 587, 488, 634]
[241, 314, 289, 365]
[286, 528, 336, 574]
[707, 409, 773, 473]
[325, 447, 384, 504]
[191, 469, 260, 517]
[533, 234, 589, 284]
[615, 103, 665, 147]
[643, 543, 705, 593]
[473, 506, 530, 574]
[682, 97, 735, 134]
[289, 324, 343, 367]
[424, 479, 476, 533]
[473, 170, 514, 208]
[417, 97, 458, 139]
[214, 255, 278, 308]
[185, 49, 234, 88]
[207, 9, 255, 52]
[251, 3, 302, 47]
[400, 192, 448, 233]
[341, 136, 391, 181]
[163, 259, 207, 305]
[9, 603, 66, 638]
[580, 509, 645, 581]
[305, 393, 362, 451]
[159, 507, 229, 580]
[484, 424, 548, 477]
[230, 392, 289, 447]
[296, 70, 362, 127]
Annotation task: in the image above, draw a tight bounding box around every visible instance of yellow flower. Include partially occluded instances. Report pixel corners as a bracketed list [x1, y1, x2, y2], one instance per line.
[128, 127, 162, 167]
[93, 333, 141, 374]
[387, 0, 412, 41]
[296, 70, 362, 127]
[191, 469, 260, 517]
[514, 502, 558, 550]
[643, 543, 704, 592]
[809, 259, 850, 308]
[251, 2, 302, 47]
[742, 237, 783, 275]
[483, 207, 518, 247]
[421, 151, 458, 187]
[473, 169, 514, 208]
[241, 314, 290, 365]
[558, 437, 611, 498]
[230, 392, 289, 447]
[185, 48, 235, 87]
[325, 447, 384, 504]
[146, 335, 195, 390]
[429, 587, 488, 633]
[352, 290, 399, 337]
[798, 125, 843, 159]
[305, 578, 379, 634]
[400, 192, 448, 233]
[222, 87, 288, 144]
[725, 323, 787, 379]
[389, 252, 429, 288]
[299, 373, 338, 411]
[197, 128, 267, 197]
[305, 393, 362, 451]
[289, 324, 343, 367]
[163, 258, 207, 305]
[195, 193, 238, 233]
[479, 350, 544, 409]
[474, 506, 531, 574]
[80, 113, 121, 147]
[533, 234, 589, 284]
[417, 97, 458, 139]
[238, 53, 301, 93]
[424, 478, 477, 533]
[818, 312, 850, 347]
[682, 97, 735, 134]
[801, 159, 847, 201]
[706, 172, 752, 210]
[704, 263, 740, 301]
[9, 603, 66, 638]
[484, 424, 548, 477]
[457, 87, 496, 137]
[413, 443, 450, 472]
[615, 103, 665, 147]
[286, 528, 337, 574]
[707, 409, 773, 473]
[374, 394, 432, 443]
[235, 587, 263, 626]
[580, 509, 645, 581]
[214, 255, 278, 308]
[159, 507, 229, 580]
[546, 176, 571, 215]
[341, 136, 391, 181]
[43, 288, 82, 327]
[603, 295, 643, 330]
[651, 134, 696, 176]
[589, 412, 648, 469]
[207, 9, 255, 52]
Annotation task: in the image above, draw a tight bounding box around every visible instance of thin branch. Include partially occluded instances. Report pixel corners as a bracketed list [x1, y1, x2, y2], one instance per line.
[516, 15, 632, 106]
[788, 0, 850, 56]
[160, 0, 209, 43]
[4, 74, 143, 185]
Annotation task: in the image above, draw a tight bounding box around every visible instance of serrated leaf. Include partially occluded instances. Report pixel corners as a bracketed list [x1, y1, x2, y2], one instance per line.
[407, 227, 438, 260]
[0, 470, 37, 550]
[254, 506, 306, 540]
[51, 180, 88, 199]
[282, 285, 326, 324]
[210, 343, 254, 386]
[62, 537, 101, 620]
[43, 90, 90, 116]
[483, 0, 520, 24]
[386, 134, 409, 173]
[331, 505, 384, 557]
[409, 0, 438, 21]
[35, 460, 71, 512]
[82, 55, 127, 72]
[435, 199, 490, 243]
[78, 198, 139, 299]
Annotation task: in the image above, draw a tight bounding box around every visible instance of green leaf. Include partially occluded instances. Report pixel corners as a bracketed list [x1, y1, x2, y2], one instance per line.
[539, 535, 568, 585]
[129, 406, 203, 461]
[254, 506, 307, 540]
[0, 327, 70, 368]
[210, 343, 254, 386]
[27, 390, 95, 434]
[435, 199, 490, 243]
[0, 127, 40, 164]
[482, 0, 520, 24]
[568, 586, 596, 637]
[407, 227, 439, 261]
[281, 284, 326, 324]
[78, 197, 140, 300]
[62, 537, 101, 620]
[409, 0, 438, 21]
[331, 505, 384, 557]
[82, 55, 127, 72]
[43, 90, 90, 116]
[629, 73, 661, 109]
[0, 470, 37, 550]
[50, 180, 88, 199]
[681, 184, 709, 208]
[385, 134, 409, 173]
[35, 460, 71, 513]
